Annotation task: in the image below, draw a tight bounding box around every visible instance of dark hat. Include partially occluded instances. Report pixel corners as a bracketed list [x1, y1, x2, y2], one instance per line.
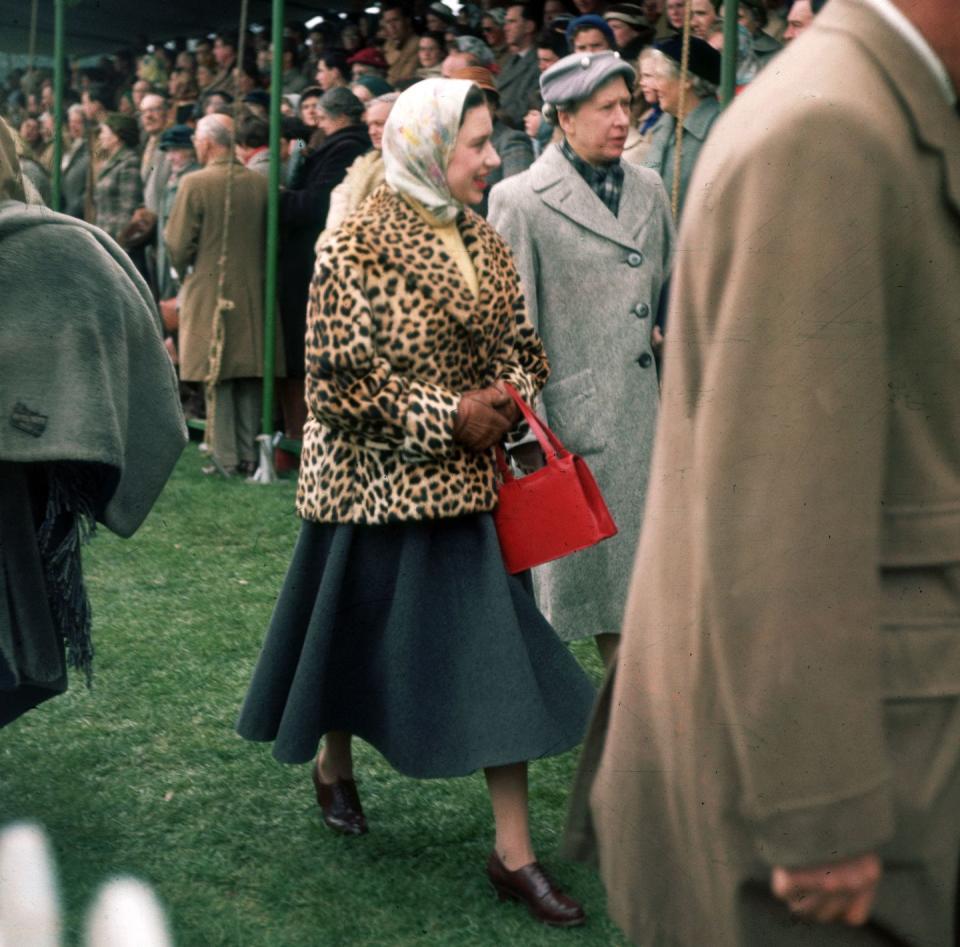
[604, 3, 651, 28]
[565, 14, 616, 49]
[540, 50, 635, 105]
[347, 47, 389, 70]
[353, 74, 393, 97]
[103, 112, 140, 149]
[158, 124, 194, 151]
[428, 2, 457, 25]
[655, 34, 722, 86]
[243, 89, 271, 109]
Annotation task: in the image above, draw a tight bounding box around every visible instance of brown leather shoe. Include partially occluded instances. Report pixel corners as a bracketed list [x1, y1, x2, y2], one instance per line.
[486, 852, 585, 927]
[311, 761, 368, 836]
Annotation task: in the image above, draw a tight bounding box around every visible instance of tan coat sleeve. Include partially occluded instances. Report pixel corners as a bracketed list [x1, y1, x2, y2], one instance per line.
[677, 106, 896, 866]
[163, 176, 201, 278]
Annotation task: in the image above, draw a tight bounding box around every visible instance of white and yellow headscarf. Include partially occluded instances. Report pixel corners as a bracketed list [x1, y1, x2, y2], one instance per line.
[382, 78, 475, 225]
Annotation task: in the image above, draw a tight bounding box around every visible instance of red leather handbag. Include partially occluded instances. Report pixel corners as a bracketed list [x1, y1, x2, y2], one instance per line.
[493, 384, 617, 574]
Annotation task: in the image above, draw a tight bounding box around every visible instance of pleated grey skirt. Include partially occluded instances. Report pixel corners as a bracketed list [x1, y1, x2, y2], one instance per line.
[236, 513, 596, 778]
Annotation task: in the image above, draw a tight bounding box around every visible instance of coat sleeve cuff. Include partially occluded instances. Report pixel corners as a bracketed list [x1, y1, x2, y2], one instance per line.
[749, 776, 895, 868]
[401, 379, 460, 462]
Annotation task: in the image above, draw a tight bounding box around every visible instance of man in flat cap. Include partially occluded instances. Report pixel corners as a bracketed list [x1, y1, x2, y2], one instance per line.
[490, 51, 673, 668]
[566, 0, 960, 944]
[643, 34, 721, 215]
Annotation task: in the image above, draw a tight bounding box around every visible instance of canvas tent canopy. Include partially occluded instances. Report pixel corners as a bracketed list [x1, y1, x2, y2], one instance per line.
[0, 0, 357, 58]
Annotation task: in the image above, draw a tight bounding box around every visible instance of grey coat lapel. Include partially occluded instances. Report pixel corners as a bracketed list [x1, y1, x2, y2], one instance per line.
[532, 145, 652, 251]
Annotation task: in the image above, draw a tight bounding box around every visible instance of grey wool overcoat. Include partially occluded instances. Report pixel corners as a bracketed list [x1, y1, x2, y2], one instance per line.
[489, 144, 674, 641]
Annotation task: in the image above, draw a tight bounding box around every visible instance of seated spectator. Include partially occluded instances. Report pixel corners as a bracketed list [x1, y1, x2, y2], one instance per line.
[665, 0, 685, 31]
[348, 47, 389, 80]
[427, 2, 458, 32]
[604, 3, 656, 59]
[381, 3, 421, 86]
[628, 46, 664, 164]
[643, 35, 721, 216]
[416, 31, 448, 78]
[280, 37, 309, 93]
[242, 89, 271, 121]
[299, 85, 323, 128]
[783, 0, 821, 42]
[523, 28, 569, 154]
[18, 116, 45, 161]
[454, 35, 498, 69]
[720, 0, 782, 65]
[202, 90, 234, 116]
[316, 51, 351, 91]
[94, 113, 143, 244]
[690, 0, 719, 37]
[498, 3, 541, 128]
[567, 14, 616, 51]
[482, 8, 512, 70]
[236, 111, 271, 175]
[351, 74, 393, 105]
[167, 69, 200, 125]
[196, 62, 216, 90]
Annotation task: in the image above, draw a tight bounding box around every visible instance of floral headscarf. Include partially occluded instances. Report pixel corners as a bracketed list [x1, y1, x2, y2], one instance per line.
[382, 77, 475, 225]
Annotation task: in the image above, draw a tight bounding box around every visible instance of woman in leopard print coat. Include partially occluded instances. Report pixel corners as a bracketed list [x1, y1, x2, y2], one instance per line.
[238, 80, 595, 927]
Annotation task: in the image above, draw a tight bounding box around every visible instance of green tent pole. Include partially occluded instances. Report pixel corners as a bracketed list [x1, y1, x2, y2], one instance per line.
[720, 3, 738, 107]
[261, 0, 284, 437]
[51, 0, 66, 209]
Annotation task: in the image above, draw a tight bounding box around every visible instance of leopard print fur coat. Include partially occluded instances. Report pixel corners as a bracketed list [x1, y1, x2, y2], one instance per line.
[296, 185, 549, 524]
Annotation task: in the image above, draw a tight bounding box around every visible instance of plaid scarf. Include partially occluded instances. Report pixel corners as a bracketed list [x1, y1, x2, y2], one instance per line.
[559, 138, 625, 218]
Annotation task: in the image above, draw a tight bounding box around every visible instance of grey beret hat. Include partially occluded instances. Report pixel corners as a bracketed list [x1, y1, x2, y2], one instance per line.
[540, 50, 636, 106]
[455, 35, 496, 67]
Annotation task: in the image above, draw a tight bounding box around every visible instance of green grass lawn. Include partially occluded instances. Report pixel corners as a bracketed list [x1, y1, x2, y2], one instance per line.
[0, 446, 628, 946]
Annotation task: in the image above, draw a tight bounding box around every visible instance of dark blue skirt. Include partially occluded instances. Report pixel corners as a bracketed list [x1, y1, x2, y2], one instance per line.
[236, 513, 596, 778]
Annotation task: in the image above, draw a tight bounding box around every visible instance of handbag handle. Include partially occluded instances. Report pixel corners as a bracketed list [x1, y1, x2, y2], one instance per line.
[494, 383, 569, 482]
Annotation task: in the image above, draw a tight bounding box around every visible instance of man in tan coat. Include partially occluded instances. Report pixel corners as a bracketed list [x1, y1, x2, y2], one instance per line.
[566, 0, 960, 944]
[165, 114, 269, 476]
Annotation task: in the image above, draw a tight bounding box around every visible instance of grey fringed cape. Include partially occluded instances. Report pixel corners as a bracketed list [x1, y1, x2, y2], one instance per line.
[0, 159, 187, 724]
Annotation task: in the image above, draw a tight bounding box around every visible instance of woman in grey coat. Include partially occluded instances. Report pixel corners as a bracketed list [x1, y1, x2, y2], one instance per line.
[490, 51, 673, 664]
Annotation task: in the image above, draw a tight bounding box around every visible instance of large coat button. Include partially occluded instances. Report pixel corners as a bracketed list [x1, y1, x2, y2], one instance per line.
[636, 352, 653, 368]
[634, 302, 650, 319]
[627, 252, 643, 267]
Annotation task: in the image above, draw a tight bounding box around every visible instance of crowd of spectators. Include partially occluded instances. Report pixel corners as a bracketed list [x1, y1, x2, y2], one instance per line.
[0, 0, 823, 476]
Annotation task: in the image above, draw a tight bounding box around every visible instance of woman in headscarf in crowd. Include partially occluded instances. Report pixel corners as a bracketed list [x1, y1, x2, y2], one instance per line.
[319, 91, 398, 242]
[94, 112, 143, 244]
[0, 117, 185, 728]
[237, 79, 594, 928]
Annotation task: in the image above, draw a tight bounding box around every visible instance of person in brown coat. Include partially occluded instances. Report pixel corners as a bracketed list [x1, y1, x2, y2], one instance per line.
[164, 114, 272, 476]
[565, 0, 960, 944]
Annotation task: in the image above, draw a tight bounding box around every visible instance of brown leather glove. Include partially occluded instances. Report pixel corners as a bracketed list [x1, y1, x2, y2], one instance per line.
[453, 388, 514, 452]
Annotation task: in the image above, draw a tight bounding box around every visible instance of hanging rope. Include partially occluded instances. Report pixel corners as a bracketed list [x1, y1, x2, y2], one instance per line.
[204, 0, 250, 464]
[670, 0, 694, 219]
